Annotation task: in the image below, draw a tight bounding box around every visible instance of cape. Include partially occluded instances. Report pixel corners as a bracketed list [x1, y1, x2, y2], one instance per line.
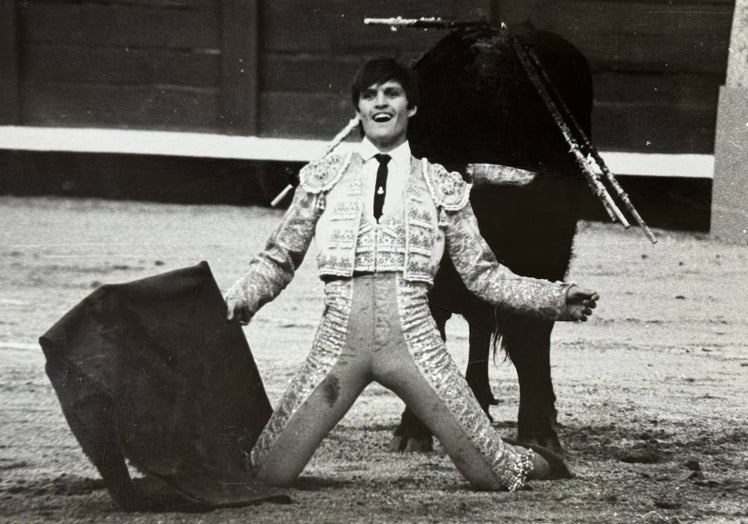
[39, 262, 289, 510]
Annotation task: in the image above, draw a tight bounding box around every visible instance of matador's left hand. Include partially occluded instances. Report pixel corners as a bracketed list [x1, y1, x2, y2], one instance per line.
[565, 285, 599, 322]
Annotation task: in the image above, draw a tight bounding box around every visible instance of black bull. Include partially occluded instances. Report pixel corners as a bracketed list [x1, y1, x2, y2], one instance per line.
[392, 26, 592, 454]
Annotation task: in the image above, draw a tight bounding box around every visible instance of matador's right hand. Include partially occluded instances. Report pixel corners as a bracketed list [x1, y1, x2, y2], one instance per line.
[224, 293, 252, 325]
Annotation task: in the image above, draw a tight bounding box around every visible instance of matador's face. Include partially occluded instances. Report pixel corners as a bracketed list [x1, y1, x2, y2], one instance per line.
[356, 80, 417, 152]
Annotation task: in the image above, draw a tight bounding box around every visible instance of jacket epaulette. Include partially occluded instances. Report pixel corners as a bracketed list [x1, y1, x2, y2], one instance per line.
[422, 159, 472, 211]
[299, 151, 353, 194]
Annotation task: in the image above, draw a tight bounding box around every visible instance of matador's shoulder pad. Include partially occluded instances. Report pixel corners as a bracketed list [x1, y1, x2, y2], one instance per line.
[422, 159, 472, 211]
[299, 152, 352, 194]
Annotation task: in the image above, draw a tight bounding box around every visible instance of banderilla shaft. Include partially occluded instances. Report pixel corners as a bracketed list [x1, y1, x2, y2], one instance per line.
[511, 35, 631, 228]
[364, 16, 492, 30]
[524, 47, 657, 243]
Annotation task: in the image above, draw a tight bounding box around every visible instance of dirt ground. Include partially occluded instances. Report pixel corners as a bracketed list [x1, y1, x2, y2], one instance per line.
[1, 196, 746, 523]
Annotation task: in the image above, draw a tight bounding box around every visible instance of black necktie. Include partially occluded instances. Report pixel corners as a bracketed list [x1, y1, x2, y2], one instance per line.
[373, 154, 391, 221]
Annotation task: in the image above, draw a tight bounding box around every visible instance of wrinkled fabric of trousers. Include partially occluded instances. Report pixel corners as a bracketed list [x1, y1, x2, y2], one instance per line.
[39, 262, 288, 510]
[251, 273, 533, 491]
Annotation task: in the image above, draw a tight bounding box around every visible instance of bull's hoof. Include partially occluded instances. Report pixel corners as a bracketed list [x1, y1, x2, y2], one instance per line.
[517, 416, 564, 455]
[519, 433, 564, 456]
[390, 434, 434, 453]
[392, 409, 434, 453]
[505, 439, 573, 480]
[525, 443, 573, 480]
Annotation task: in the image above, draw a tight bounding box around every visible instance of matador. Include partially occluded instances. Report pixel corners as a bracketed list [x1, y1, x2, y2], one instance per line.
[225, 58, 598, 491]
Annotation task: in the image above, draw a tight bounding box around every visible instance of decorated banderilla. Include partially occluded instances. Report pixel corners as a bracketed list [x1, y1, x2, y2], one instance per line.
[270, 116, 360, 207]
[519, 43, 657, 243]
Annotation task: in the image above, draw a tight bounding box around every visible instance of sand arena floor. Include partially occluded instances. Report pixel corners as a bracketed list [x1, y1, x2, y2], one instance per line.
[0, 196, 746, 523]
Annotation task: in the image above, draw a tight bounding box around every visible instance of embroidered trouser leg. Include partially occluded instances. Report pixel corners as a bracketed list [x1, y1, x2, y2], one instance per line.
[251, 274, 533, 490]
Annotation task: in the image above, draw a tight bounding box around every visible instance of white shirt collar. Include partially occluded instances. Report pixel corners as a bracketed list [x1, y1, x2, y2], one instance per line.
[359, 138, 411, 165]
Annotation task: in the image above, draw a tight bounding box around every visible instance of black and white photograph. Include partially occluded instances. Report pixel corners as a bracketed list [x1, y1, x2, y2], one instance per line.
[0, 1, 746, 522]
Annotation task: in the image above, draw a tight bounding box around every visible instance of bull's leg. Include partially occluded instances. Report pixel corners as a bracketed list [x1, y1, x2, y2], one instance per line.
[501, 315, 563, 454]
[464, 314, 499, 416]
[390, 408, 433, 452]
[389, 304, 454, 452]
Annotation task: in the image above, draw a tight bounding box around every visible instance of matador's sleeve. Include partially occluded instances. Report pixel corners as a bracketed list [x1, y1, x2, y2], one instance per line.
[224, 185, 321, 321]
[443, 202, 571, 320]
[424, 161, 572, 320]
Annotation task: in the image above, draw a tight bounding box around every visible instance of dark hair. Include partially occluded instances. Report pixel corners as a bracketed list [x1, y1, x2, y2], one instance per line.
[350, 58, 419, 110]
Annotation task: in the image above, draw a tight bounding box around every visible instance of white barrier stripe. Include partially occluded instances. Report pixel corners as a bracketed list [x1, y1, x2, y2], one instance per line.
[0, 342, 39, 351]
[0, 126, 713, 179]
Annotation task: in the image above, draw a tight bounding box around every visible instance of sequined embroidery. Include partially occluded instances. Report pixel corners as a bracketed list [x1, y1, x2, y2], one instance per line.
[443, 203, 570, 319]
[317, 155, 442, 283]
[250, 279, 353, 467]
[403, 160, 440, 283]
[354, 215, 407, 273]
[299, 152, 353, 194]
[395, 276, 534, 491]
[224, 186, 322, 320]
[227, 155, 570, 323]
[422, 159, 472, 211]
[315, 156, 365, 277]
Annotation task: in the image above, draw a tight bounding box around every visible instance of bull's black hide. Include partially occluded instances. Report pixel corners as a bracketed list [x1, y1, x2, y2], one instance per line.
[394, 24, 592, 453]
[39, 262, 289, 510]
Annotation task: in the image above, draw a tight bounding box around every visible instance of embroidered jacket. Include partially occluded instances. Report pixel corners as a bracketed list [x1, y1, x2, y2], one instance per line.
[225, 151, 570, 321]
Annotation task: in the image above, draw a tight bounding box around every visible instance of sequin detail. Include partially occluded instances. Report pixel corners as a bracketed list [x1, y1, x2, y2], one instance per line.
[250, 279, 353, 467]
[224, 186, 322, 320]
[443, 203, 570, 320]
[317, 156, 440, 283]
[227, 154, 570, 322]
[316, 155, 365, 277]
[422, 159, 472, 211]
[299, 151, 353, 194]
[354, 217, 407, 273]
[395, 276, 534, 491]
[403, 161, 440, 283]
